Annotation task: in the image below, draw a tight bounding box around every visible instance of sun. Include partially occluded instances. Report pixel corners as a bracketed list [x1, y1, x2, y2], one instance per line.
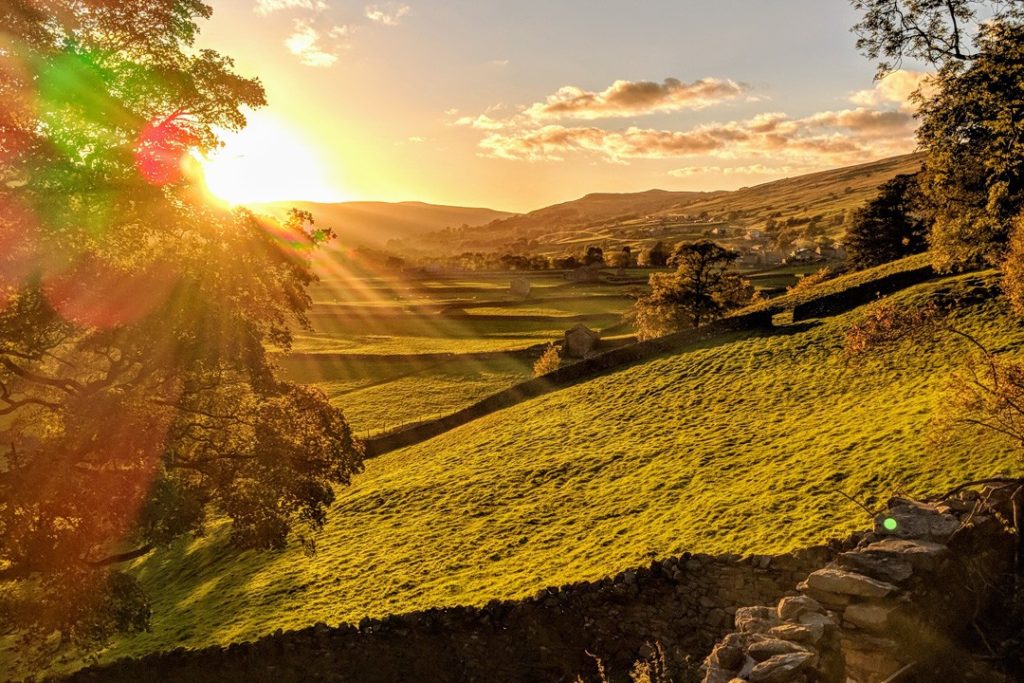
[197, 111, 348, 206]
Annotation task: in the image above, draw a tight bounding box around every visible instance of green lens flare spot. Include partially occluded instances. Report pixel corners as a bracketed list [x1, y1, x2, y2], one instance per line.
[883, 517, 898, 532]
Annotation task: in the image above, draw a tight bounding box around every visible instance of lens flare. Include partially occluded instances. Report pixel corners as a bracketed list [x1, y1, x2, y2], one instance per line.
[43, 257, 178, 328]
[135, 115, 197, 186]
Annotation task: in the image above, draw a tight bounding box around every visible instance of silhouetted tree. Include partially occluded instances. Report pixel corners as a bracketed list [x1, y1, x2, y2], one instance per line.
[845, 174, 930, 268]
[850, 0, 1024, 74]
[645, 241, 671, 268]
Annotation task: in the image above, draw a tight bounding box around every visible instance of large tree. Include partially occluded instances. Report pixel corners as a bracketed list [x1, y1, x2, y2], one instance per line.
[630, 241, 751, 340]
[0, 0, 363, 651]
[915, 21, 1024, 270]
[844, 173, 931, 269]
[850, 0, 1024, 74]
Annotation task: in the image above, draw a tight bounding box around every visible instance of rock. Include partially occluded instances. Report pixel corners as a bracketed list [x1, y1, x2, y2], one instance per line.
[509, 277, 531, 298]
[797, 581, 852, 609]
[858, 538, 951, 573]
[843, 603, 895, 632]
[837, 549, 913, 583]
[735, 606, 779, 634]
[563, 323, 600, 358]
[875, 499, 961, 542]
[748, 652, 815, 683]
[797, 611, 835, 642]
[805, 568, 898, 599]
[777, 595, 822, 622]
[708, 641, 746, 670]
[768, 623, 818, 644]
[747, 638, 808, 662]
[703, 666, 739, 683]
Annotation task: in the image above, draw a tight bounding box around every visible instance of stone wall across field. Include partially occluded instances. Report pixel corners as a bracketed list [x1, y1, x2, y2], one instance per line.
[364, 309, 774, 457]
[790, 264, 935, 322]
[59, 543, 839, 683]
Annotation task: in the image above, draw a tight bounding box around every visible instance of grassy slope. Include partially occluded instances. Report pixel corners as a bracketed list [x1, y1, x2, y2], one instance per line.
[15, 269, 1023, 676]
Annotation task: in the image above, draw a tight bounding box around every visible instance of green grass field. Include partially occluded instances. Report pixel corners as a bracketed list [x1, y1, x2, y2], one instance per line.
[15, 267, 1023, 678]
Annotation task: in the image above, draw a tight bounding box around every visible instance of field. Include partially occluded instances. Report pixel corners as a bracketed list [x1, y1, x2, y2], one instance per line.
[19, 265, 1023, 678]
[281, 264, 808, 434]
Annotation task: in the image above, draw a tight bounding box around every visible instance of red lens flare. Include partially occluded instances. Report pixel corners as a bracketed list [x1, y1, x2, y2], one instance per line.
[43, 257, 178, 328]
[134, 115, 196, 186]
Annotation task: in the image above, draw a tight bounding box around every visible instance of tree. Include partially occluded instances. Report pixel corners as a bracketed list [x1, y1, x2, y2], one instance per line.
[584, 245, 605, 266]
[844, 174, 930, 269]
[850, 0, 1024, 74]
[915, 21, 1024, 270]
[644, 241, 671, 268]
[0, 0, 363, 651]
[630, 241, 751, 340]
[533, 344, 561, 376]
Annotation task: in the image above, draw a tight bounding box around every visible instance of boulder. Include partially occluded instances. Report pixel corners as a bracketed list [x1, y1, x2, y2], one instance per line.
[734, 606, 780, 634]
[875, 499, 961, 542]
[768, 623, 818, 644]
[804, 568, 898, 599]
[858, 538, 951, 573]
[748, 652, 815, 683]
[747, 638, 808, 662]
[837, 549, 913, 583]
[843, 603, 895, 632]
[777, 595, 822, 622]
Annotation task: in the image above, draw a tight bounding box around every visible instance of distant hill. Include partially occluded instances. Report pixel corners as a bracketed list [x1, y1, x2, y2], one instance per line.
[253, 200, 518, 248]
[427, 153, 925, 255]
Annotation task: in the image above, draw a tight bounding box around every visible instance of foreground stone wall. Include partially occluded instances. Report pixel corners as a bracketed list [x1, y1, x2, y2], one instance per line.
[701, 482, 1020, 683]
[60, 544, 836, 683]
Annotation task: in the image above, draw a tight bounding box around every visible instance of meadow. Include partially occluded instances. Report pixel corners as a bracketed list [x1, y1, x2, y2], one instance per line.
[18, 265, 1022, 678]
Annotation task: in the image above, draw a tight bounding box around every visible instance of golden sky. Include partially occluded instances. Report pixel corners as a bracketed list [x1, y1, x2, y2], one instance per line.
[197, 0, 929, 212]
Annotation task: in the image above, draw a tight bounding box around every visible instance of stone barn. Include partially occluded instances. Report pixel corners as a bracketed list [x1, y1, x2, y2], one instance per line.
[563, 324, 600, 359]
[509, 277, 531, 298]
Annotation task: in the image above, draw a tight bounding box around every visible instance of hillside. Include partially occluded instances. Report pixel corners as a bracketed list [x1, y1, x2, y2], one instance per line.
[420, 153, 924, 255]
[19, 262, 1023, 678]
[252, 200, 517, 249]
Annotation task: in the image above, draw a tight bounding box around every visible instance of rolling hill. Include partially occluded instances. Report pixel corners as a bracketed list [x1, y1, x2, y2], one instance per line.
[252, 200, 518, 249]
[17, 259, 1022, 678]
[424, 153, 925, 254]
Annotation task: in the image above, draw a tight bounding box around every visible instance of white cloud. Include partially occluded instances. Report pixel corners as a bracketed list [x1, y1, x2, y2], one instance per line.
[255, 0, 327, 15]
[285, 20, 347, 67]
[365, 2, 410, 26]
[849, 70, 935, 110]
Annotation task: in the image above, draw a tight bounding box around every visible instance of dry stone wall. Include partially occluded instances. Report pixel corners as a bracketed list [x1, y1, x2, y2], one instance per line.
[701, 483, 1020, 683]
[59, 545, 838, 683]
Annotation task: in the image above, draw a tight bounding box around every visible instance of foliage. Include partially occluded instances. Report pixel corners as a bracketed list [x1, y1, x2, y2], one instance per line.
[850, 0, 1024, 74]
[631, 241, 751, 340]
[916, 21, 1024, 270]
[787, 268, 835, 294]
[643, 242, 671, 268]
[584, 246, 605, 266]
[843, 300, 943, 357]
[844, 174, 930, 269]
[533, 344, 561, 377]
[1000, 214, 1024, 315]
[0, 0, 363, 650]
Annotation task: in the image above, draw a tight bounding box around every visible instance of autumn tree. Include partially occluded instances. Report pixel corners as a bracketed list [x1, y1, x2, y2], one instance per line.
[844, 174, 930, 269]
[630, 241, 751, 340]
[0, 0, 363, 651]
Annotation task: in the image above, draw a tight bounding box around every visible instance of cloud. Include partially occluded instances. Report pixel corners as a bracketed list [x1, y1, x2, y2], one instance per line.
[454, 114, 508, 131]
[476, 107, 916, 164]
[255, 0, 327, 15]
[365, 2, 410, 25]
[849, 70, 935, 110]
[523, 78, 747, 121]
[285, 20, 350, 67]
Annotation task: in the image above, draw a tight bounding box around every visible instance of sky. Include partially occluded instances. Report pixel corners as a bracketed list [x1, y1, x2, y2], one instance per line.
[196, 0, 930, 212]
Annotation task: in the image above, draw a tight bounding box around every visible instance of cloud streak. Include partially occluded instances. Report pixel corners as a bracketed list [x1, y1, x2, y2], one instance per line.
[365, 2, 411, 26]
[524, 78, 746, 120]
[285, 20, 351, 67]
